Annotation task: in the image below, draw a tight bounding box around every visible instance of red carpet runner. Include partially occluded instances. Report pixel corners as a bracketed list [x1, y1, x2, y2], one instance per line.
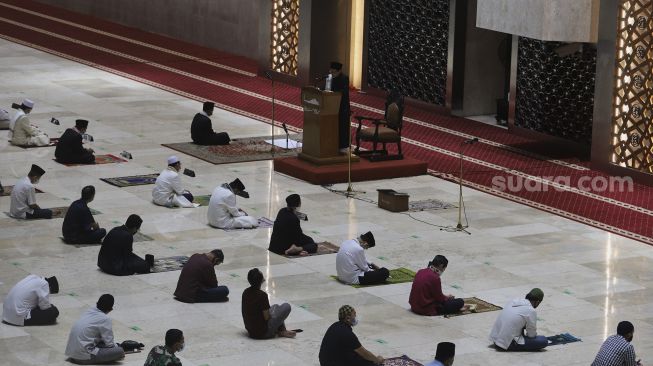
[1, 0, 651, 245]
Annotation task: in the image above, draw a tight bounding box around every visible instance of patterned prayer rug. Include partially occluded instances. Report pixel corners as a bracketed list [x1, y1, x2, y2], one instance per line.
[133, 232, 154, 242]
[223, 217, 274, 231]
[547, 333, 582, 346]
[285, 241, 339, 258]
[152, 256, 189, 273]
[408, 198, 456, 212]
[332, 267, 416, 288]
[382, 355, 423, 366]
[443, 297, 503, 318]
[58, 154, 128, 166]
[100, 173, 159, 188]
[162, 135, 301, 165]
[50, 206, 102, 219]
[0, 186, 43, 197]
[17, 137, 59, 148]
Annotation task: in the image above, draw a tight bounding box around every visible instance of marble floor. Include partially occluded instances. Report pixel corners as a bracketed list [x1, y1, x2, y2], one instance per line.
[1, 38, 652, 366]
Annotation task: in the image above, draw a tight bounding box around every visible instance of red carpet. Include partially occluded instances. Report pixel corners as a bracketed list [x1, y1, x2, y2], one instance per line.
[1, 0, 652, 245]
[274, 157, 428, 185]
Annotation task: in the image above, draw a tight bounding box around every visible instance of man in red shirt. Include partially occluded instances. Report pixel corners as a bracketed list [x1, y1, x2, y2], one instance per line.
[173, 249, 229, 303]
[409, 255, 464, 316]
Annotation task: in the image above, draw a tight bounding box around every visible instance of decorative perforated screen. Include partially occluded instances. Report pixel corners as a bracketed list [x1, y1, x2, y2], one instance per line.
[271, 0, 300, 76]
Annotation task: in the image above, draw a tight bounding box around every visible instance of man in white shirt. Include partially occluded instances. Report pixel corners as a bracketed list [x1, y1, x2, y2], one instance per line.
[9, 98, 49, 147]
[336, 231, 389, 285]
[9, 164, 52, 219]
[489, 288, 548, 351]
[2, 275, 59, 326]
[425, 342, 456, 366]
[65, 294, 125, 364]
[207, 178, 258, 229]
[152, 156, 195, 208]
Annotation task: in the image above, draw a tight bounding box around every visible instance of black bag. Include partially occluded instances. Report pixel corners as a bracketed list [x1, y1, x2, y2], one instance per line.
[118, 340, 144, 352]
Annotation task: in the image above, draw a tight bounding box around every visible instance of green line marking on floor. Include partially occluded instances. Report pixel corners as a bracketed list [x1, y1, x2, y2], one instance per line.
[563, 289, 573, 295]
[130, 326, 141, 331]
[377, 256, 388, 260]
[230, 273, 240, 278]
[67, 292, 77, 297]
[167, 246, 176, 250]
[11, 262, 21, 266]
[375, 339, 387, 344]
[410, 235, 419, 239]
[451, 284, 462, 289]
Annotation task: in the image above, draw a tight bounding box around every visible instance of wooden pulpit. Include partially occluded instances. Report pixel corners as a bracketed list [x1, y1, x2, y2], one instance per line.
[298, 86, 347, 165]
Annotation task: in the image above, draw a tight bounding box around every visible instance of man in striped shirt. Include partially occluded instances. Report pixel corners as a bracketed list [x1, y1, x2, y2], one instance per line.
[592, 321, 642, 366]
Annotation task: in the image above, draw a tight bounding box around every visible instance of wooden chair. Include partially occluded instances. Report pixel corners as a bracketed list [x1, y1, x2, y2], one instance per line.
[353, 90, 404, 161]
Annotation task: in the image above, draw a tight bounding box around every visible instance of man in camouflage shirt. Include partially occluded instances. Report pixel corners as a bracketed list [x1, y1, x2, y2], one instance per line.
[144, 329, 184, 366]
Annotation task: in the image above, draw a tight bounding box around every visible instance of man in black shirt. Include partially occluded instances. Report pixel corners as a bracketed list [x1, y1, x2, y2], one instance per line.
[268, 194, 317, 256]
[319, 305, 384, 366]
[329, 62, 351, 152]
[55, 119, 95, 164]
[191, 101, 230, 145]
[241, 268, 295, 339]
[98, 214, 153, 276]
[62, 186, 106, 244]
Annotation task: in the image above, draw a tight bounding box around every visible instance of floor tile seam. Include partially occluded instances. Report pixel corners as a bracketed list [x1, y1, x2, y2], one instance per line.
[0, 1, 257, 77]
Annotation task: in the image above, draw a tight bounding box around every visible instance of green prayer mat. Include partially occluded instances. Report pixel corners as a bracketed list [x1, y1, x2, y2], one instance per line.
[331, 267, 416, 288]
[193, 194, 211, 207]
[443, 297, 502, 318]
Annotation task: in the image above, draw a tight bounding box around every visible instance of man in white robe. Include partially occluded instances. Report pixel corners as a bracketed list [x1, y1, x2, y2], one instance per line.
[152, 156, 195, 208]
[9, 99, 49, 147]
[208, 178, 258, 229]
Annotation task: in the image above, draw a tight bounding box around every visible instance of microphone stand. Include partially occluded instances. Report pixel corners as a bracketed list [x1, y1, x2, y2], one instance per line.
[282, 123, 290, 149]
[333, 110, 364, 197]
[441, 138, 477, 235]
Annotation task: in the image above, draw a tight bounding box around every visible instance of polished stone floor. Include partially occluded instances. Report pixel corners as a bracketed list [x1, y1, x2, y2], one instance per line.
[1, 39, 652, 366]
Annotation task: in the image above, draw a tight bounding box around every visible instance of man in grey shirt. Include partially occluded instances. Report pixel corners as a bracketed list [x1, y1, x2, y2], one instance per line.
[65, 294, 124, 364]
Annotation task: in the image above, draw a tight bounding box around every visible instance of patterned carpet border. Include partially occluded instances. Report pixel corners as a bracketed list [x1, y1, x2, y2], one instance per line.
[162, 135, 301, 165]
[100, 173, 159, 188]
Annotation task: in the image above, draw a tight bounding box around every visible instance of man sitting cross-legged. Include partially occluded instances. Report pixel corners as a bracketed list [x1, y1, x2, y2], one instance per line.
[242, 268, 295, 339]
[97, 214, 154, 276]
[2, 274, 59, 326]
[409, 255, 465, 316]
[144, 329, 185, 366]
[62, 185, 107, 244]
[55, 119, 95, 164]
[152, 156, 195, 208]
[174, 249, 229, 303]
[336, 231, 389, 286]
[207, 178, 258, 229]
[9, 164, 52, 220]
[489, 288, 548, 351]
[268, 194, 317, 256]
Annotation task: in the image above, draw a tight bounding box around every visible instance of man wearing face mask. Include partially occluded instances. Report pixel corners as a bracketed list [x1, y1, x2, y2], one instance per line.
[489, 288, 548, 351]
[592, 321, 642, 366]
[144, 329, 185, 366]
[409, 255, 465, 316]
[336, 232, 389, 285]
[97, 214, 154, 276]
[207, 178, 258, 229]
[268, 194, 317, 256]
[319, 305, 384, 366]
[174, 249, 229, 303]
[9, 99, 50, 147]
[9, 164, 52, 219]
[152, 156, 196, 208]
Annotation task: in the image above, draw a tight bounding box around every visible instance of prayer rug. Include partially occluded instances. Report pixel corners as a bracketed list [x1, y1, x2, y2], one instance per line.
[443, 297, 502, 318]
[223, 217, 274, 231]
[408, 198, 456, 212]
[332, 268, 416, 288]
[133, 232, 154, 242]
[162, 135, 301, 165]
[152, 255, 189, 273]
[193, 194, 211, 207]
[382, 355, 423, 366]
[100, 173, 159, 187]
[50, 206, 101, 219]
[17, 137, 59, 148]
[0, 186, 43, 197]
[57, 154, 128, 166]
[285, 241, 339, 258]
[547, 333, 582, 346]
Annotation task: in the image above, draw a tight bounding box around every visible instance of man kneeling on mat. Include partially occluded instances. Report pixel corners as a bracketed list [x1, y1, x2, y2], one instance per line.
[268, 194, 317, 256]
[242, 268, 296, 339]
[97, 214, 154, 276]
[336, 231, 389, 285]
[2, 275, 59, 326]
[489, 288, 548, 351]
[409, 255, 465, 316]
[174, 249, 229, 303]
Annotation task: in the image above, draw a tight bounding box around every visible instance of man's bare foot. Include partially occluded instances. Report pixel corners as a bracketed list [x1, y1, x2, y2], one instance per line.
[299, 250, 309, 256]
[284, 245, 304, 256]
[279, 330, 296, 338]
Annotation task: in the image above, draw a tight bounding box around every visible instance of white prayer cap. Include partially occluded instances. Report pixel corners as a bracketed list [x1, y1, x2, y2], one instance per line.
[167, 155, 180, 165]
[22, 99, 34, 109]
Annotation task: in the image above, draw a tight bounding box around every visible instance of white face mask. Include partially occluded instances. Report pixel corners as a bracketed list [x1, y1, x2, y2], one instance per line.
[351, 316, 359, 327]
[178, 342, 185, 352]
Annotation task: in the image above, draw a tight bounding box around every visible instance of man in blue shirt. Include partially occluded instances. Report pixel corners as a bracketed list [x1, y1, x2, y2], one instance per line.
[425, 342, 456, 366]
[62, 185, 106, 244]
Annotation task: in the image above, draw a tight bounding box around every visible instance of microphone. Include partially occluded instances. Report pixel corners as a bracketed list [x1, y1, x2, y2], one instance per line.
[463, 137, 479, 145]
[264, 70, 273, 80]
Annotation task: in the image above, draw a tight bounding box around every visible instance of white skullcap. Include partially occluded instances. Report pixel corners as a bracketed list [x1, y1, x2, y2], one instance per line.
[22, 99, 34, 109]
[167, 155, 180, 165]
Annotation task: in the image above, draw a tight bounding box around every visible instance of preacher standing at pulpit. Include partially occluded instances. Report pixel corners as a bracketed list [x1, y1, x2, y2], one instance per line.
[329, 62, 351, 153]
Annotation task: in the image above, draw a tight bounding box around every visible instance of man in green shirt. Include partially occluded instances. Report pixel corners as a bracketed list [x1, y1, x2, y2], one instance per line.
[144, 329, 184, 366]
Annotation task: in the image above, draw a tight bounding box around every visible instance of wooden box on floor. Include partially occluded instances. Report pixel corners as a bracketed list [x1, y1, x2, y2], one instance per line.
[377, 189, 409, 212]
